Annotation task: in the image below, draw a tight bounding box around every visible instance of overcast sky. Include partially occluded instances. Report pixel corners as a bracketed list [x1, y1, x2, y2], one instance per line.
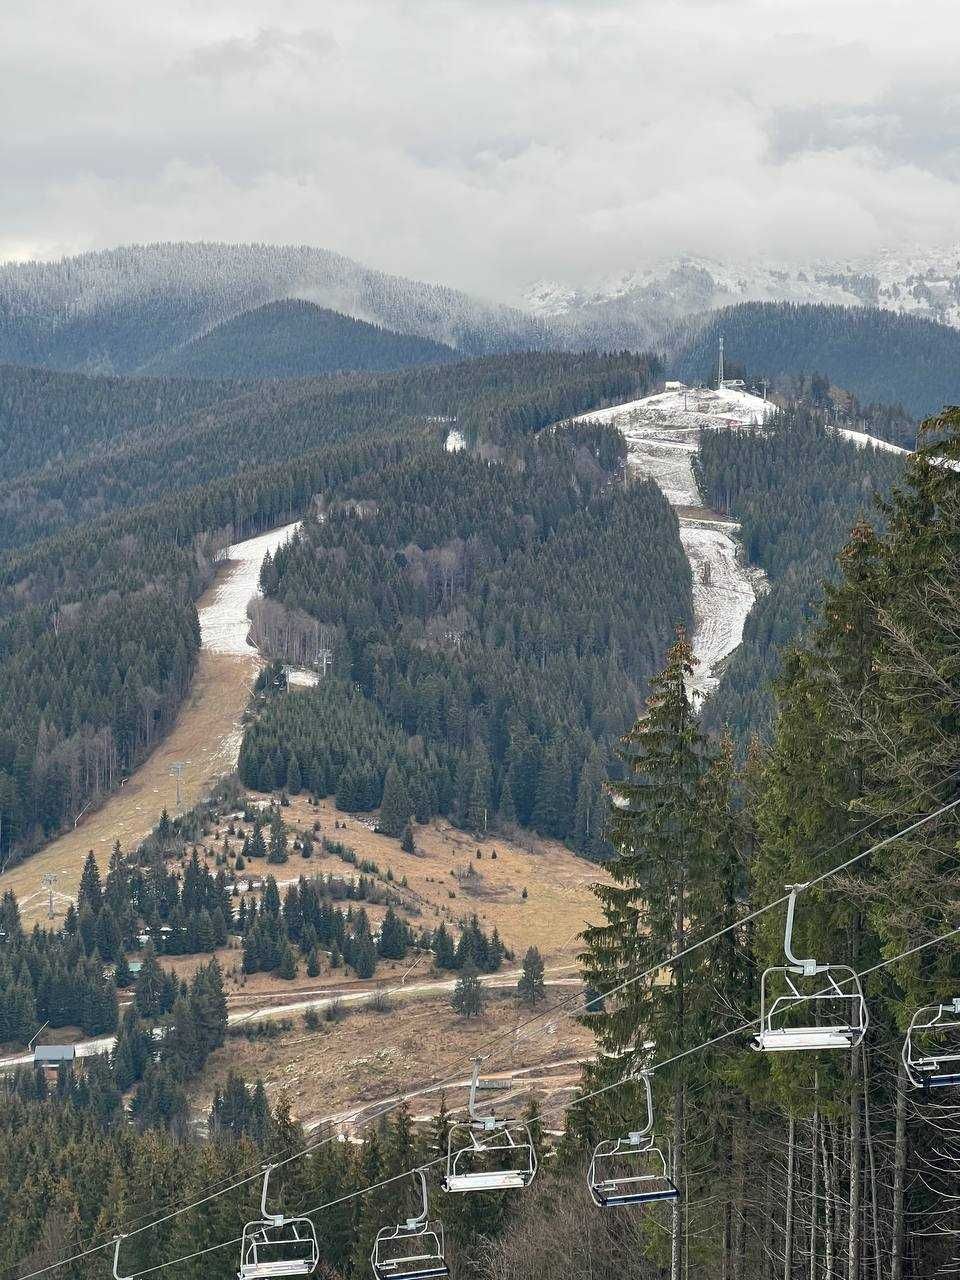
[4, 0, 960, 300]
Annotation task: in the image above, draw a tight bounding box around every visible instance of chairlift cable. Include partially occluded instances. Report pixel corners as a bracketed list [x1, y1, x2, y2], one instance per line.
[8, 798, 960, 1280]
[459, 787, 960, 1074]
[501, 794, 960, 1067]
[20, 918, 960, 1280]
[550, 920, 960, 1119]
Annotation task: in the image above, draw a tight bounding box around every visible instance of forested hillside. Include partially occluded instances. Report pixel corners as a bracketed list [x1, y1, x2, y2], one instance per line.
[0, 351, 655, 547]
[2, 416, 956, 1280]
[147, 300, 458, 378]
[0, 364, 240, 479]
[243, 437, 691, 857]
[0, 242, 552, 373]
[577, 419, 960, 1279]
[0, 352, 658, 867]
[698, 408, 906, 739]
[672, 301, 960, 416]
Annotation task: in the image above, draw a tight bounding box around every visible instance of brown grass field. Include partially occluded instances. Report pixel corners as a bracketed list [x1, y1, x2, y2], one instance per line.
[0, 553, 264, 914]
[193, 990, 594, 1132]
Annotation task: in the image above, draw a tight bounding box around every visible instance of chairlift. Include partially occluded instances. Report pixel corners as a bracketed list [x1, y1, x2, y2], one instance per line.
[113, 1234, 133, 1280]
[903, 998, 960, 1091]
[587, 1070, 679, 1208]
[238, 1164, 320, 1280]
[441, 1058, 537, 1193]
[371, 1169, 449, 1280]
[753, 885, 867, 1053]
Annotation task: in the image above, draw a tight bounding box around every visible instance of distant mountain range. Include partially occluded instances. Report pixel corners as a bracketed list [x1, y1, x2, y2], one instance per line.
[3, 242, 960, 415]
[524, 248, 960, 343]
[0, 242, 550, 375]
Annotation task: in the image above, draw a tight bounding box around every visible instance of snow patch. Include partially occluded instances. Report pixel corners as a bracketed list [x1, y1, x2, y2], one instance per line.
[679, 524, 759, 702]
[197, 522, 304, 774]
[836, 427, 910, 456]
[445, 428, 467, 453]
[199, 523, 302, 656]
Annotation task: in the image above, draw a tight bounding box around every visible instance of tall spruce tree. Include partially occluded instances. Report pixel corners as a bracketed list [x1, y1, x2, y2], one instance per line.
[580, 628, 713, 1280]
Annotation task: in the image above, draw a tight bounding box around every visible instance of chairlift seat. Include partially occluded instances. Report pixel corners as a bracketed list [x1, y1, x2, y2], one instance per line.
[373, 1251, 449, 1280]
[443, 1116, 537, 1195]
[593, 1182, 679, 1207]
[442, 1170, 528, 1193]
[240, 1261, 315, 1280]
[588, 1128, 678, 1210]
[754, 892, 868, 1056]
[926, 1071, 960, 1088]
[903, 999, 960, 1090]
[239, 1193, 319, 1280]
[754, 1026, 859, 1053]
[372, 1170, 449, 1280]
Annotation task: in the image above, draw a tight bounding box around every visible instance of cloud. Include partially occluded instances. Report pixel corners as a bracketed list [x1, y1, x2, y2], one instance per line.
[2, 0, 960, 299]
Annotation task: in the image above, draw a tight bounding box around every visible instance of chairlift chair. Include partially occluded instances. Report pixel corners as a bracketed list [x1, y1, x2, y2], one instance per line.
[238, 1164, 320, 1280]
[753, 885, 867, 1053]
[587, 1070, 679, 1208]
[442, 1058, 537, 1193]
[903, 998, 960, 1091]
[113, 1234, 133, 1280]
[371, 1169, 449, 1280]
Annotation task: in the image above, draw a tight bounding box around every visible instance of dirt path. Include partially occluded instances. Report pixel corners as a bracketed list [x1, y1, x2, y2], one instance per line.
[0, 970, 582, 1073]
[0, 524, 300, 917]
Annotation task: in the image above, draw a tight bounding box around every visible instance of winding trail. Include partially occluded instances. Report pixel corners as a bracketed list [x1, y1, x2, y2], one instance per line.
[573, 385, 774, 702]
[0, 523, 301, 915]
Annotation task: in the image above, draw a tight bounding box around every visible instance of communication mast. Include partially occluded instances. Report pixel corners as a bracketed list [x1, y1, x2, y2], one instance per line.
[717, 335, 724, 389]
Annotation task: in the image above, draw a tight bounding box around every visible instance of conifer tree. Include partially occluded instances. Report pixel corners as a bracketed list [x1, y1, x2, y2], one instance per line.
[133, 944, 166, 1020]
[451, 963, 484, 1018]
[378, 763, 411, 838]
[249, 817, 267, 861]
[580, 629, 712, 1280]
[267, 810, 288, 864]
[518, 946, 546, 1005]
[78, 851, 103, 914]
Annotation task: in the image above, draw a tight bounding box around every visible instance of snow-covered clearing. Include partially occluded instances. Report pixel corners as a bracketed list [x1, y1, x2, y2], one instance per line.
[836, 426, 960, 472]
[680, 522, 763, 701]
[573, 384, 775, 702]
[199, 521, 319, 690]
[200, 523, 302, 655]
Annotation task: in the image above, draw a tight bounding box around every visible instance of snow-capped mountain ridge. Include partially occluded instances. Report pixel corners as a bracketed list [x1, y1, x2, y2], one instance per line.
[524, 248, 960, 334]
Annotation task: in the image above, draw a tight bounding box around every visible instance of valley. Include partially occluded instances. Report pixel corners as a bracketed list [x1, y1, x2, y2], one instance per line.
[0, 327, 954, 1280]
[4, 4, 960, 1271]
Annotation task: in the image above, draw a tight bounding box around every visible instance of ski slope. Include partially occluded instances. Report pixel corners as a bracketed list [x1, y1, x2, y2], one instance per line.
[200, 523, 302, 655]
[574, 384, 775, 702]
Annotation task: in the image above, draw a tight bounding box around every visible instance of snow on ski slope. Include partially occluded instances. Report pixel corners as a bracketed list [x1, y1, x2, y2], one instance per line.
[200, 523, 302, 656]
[680, 521, 763, 701]
[835, 426, 959, 470]
[573, 384, 775, 701]
[836, 427, 910, 456]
